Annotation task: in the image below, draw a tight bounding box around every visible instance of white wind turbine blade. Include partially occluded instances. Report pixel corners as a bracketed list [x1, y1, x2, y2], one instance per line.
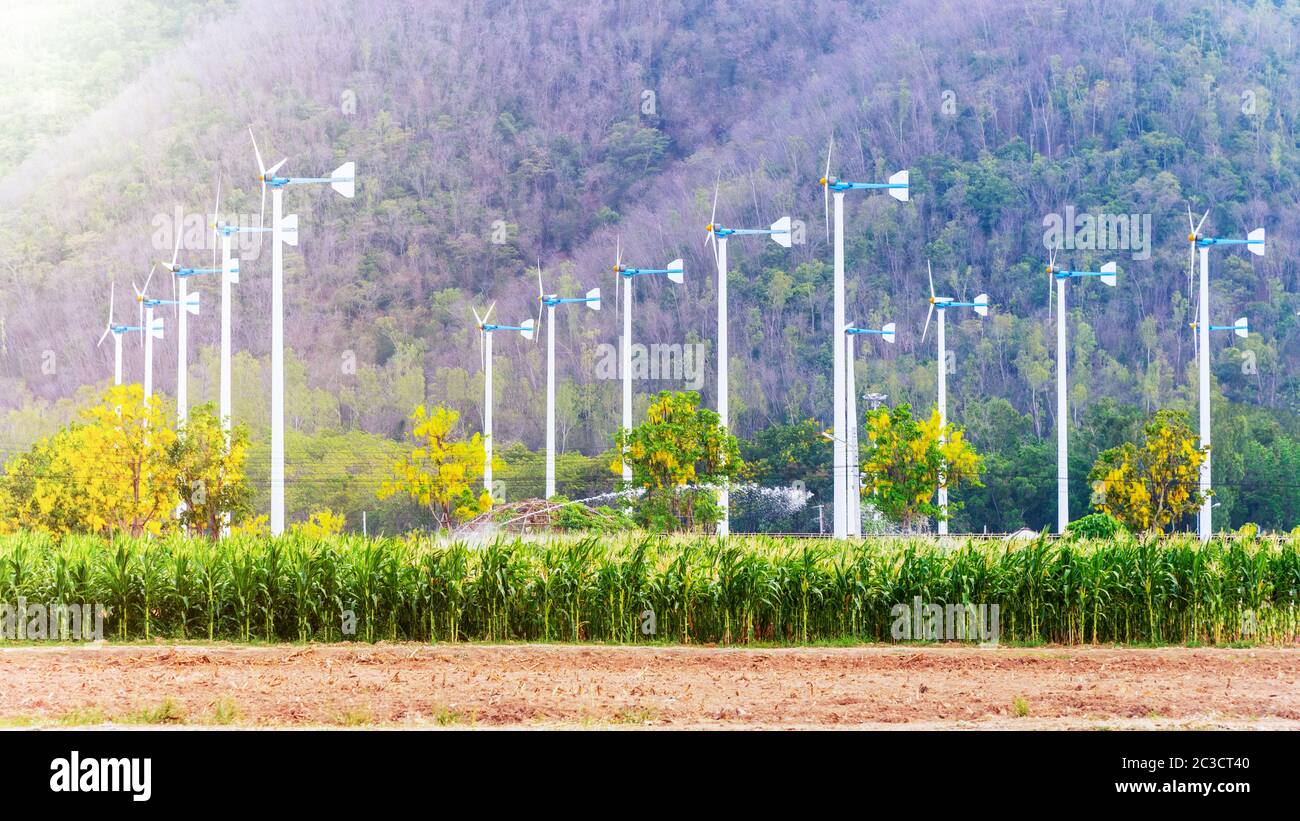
[1101, 261, 1117, 287]
[1047, 248, 1056, 322]
[534, 259, 545, 342]
[133, 280, 144, 331]
[613, 235, 622, 318]
[666, 258, 684, 284]
[822, 137, 832, 243]
[1194, 209, 1210, 237]
[472, 307, 485, 368]
[282, 213, 299, 246]
[888, 169, 909, 202]
[921, 261, 936, 343]
[520, 318, 536, 340]
[881, 322, 896, 344]
[973, 294, 990, 317]
[98, 282, 115, 346]
[585, 287, 601, 310]
[484, 301, 496, 324]
[168, 224, 182, 270]
[1248, 227, 1265, 256]
[186, 290, 201, 316]
[211, 177, 221, 269]
[770, 215, 792, 248]
[330, 161, 355, 198]
[705, 178, 718, 254]
[1235, 317, 1249, 338]
[250, 128, 268, 229]
[150, 315, 165, 339]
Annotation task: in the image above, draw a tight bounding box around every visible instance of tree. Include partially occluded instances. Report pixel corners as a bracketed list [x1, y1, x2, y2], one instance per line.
[378, 404, 492, 531]
[0, 429, 87, 536]
[859, 404, 982, 532]
[173, 403, 253, 538]
[64, 384, 179, 537]
[613, 391, 743, 532]
[1088, 409, 1207, 534]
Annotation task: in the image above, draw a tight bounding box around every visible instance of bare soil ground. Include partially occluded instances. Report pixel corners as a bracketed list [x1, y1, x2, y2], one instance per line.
[2, 643, 1298, 729]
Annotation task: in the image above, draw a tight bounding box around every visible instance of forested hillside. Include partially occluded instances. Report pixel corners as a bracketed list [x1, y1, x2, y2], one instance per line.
[2, 0, 1299, 531]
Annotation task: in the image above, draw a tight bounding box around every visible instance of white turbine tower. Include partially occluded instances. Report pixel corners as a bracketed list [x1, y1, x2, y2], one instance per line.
[921, 261, 988, 535]
[1046, 250, 1117, 533]
[534, 262, 600, 499]
[209, 178, 262, 434]
[1187, 207, 1264, 541]
[611, 239, 684, 488]
[472, 303, 536, 494]
[96, 283, 135, 385]
[132, 267, 166, 400]
[250, 127, 354, 535]
[161, 208, 234, 426]
[843, 321, 896, 536]
[704, 178, 792, 536]
[819, 137, 909, 539]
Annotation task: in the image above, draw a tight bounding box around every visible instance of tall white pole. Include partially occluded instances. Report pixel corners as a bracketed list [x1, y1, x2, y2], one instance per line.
[545, 303, 556, 499]
[621, 276, 632, 486]
[846, 331, 861, 537]
[176, 275, 188, 425]
[220, 233, 234, 434]
[1198, 245, 1212, 541]
[831, 192, 847, 539]
[113, 334, 123, 386]
[270, 187, 285, 536]
[936, 309, 948, 536]
[716, 236, 730, 537]
[144, 305, 156, 400]
[1056, 277, 1069, 534]
[484, 330, 493, 493]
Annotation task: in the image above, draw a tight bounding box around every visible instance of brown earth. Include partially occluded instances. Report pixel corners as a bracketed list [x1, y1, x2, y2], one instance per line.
[1, 643, 1298, 729]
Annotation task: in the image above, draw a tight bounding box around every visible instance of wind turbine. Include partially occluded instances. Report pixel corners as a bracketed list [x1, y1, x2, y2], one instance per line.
[819, 136, 909, 539]
[159, 208, 235, 426]
[611, 238, 684, 487]
[921, 261, 988, 535]
[250, 127, 355, 535]
[1046, 250, 1117, 534]
[209, 178, 263, 434]
[131, 267, 167, 400]
[704, 179, 792, 536]
[843, 321, 896, 536]
[534, 262, 600, 499]
[95, 283, 136, 385]
[472, 303, 536, 494]
[1187, 207, 1265, 541]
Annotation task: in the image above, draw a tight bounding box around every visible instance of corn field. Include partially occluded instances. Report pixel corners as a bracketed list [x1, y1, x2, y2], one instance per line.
[1, 531, 1298, 645]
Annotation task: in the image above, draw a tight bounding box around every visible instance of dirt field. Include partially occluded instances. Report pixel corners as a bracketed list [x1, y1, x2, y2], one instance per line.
[2, 643, 1298, 729]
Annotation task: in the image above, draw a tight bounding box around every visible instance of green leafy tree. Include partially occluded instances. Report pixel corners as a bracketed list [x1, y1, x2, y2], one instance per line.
[172, 403, 253, 538]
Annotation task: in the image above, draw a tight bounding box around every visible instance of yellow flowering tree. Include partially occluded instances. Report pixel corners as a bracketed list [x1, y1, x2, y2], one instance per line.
[859, 404, 982, 532]
[0, 429, 87, 535]
[292, 508, 346, 538]
[378, 404, 493, 531]
[1089, 409, 1207, 533]
[66, 383, 179, 537]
